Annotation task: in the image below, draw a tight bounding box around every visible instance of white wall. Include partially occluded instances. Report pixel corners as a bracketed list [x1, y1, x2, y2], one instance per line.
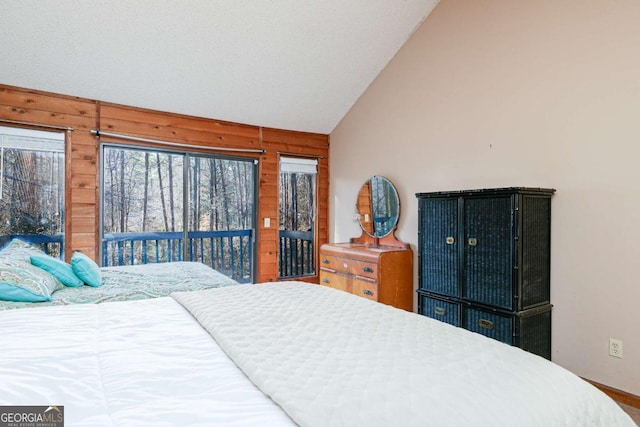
[330, 0, 640, 395]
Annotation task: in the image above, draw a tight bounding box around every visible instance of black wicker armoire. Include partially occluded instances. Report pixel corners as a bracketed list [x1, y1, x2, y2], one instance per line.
[416, 187, 555, 359]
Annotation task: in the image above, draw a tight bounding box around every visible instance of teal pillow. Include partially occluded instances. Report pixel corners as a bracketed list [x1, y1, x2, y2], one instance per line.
[71, 252, 102, 287]
[0, 259, 59, 302]
[31, 255, 84, 288]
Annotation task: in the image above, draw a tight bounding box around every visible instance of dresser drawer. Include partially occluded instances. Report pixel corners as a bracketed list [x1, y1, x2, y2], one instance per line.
[320, 255, 377, 280]
[352, 278, 378, 301]
[319, 243, 412, 311]
[463, 304, 552, 359]
[464, 306, 512, 344]
[419, 293, 460, 326]
[319, 268, 350, 292]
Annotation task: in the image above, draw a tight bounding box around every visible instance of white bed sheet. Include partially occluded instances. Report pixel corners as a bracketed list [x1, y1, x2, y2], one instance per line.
[0, 297, 295, 427]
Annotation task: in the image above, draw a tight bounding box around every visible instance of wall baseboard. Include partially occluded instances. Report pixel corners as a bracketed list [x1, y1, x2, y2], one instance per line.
[586, 379, 640, 409]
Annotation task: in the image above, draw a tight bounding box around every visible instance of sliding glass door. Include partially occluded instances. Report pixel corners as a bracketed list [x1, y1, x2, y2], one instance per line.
[187, 156, 255, 283]
[101, 144, 255, 282]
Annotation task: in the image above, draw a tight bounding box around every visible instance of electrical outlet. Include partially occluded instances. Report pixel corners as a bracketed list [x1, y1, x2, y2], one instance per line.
[263, 217, 271, 228]
[609, 338, 623, 358]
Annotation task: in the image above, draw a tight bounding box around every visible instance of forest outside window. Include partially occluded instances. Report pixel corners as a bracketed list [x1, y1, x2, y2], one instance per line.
[101, 144, 256, 283]
[0, 126, 65, 256]
[279, 156, 317, 279]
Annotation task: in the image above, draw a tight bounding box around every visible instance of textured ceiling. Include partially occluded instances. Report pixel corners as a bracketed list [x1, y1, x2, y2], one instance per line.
[0, 1, 438, 134]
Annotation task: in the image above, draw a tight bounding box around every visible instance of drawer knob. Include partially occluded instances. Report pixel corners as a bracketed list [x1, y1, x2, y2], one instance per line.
[363, 289, 374, 296]
[322, 278, 329, 284]
[468, 238, 478, 247]
[446, 237, 455, 245]
[363, 266, 374, 273]
[322, 259, 330, 264]
[478, 319, 494, 330]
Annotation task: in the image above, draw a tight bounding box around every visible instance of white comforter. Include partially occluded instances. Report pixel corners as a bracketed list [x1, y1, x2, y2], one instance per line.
[0, 297, 294, 427]
[173, 282, 636, 427]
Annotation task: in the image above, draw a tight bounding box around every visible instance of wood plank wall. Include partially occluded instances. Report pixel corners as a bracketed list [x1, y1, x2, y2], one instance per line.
[0, 84, 329, 283]
[0, 85, 98, 259]
[261, 128, 329, 282]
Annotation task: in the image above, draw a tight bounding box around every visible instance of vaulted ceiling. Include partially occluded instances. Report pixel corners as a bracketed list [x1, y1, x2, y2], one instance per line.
[1, 1, 439, 134]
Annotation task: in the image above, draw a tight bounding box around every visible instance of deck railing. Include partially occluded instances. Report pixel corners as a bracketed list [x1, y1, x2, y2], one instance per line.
[102, 230, 253, 283]
[279, 229, 314, 278]
[0, 234, 64, 258]
[2, 229, 315, 283]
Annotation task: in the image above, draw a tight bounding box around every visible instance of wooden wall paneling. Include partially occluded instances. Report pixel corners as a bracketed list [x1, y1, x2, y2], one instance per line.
[256, 149, 279, 282]
[259, 129, 329, 283]
[99, 104, 261, 151]
[100, 116, 262, 150]
[1, 84, 329, 281]
[100, 104, 260, 139]
[261, 127, 328, 147]
[0, 88, 93, 118]
[0, 85, 98, 260]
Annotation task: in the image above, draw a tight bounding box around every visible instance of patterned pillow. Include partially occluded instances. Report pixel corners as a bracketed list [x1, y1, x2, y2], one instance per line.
[0, 259, 60, 302]
[0, 239, 65, 292]
[0, 238, 46, 260]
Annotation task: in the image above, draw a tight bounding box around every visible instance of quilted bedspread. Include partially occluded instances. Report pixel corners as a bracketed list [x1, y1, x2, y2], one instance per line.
[172, 281, 636, 427]
[0, 261, 238, 310]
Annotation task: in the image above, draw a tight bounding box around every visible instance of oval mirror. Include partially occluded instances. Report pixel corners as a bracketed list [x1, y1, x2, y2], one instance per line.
[356, 176, 400, 238]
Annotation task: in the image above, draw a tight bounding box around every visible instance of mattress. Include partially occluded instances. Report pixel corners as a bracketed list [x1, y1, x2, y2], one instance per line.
[0, 261, 238, 310]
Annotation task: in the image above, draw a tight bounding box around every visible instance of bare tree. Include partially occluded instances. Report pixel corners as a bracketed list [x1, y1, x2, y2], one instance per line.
[142, 152, 149, 231]
[156, 153, 169, 231]
[168, 155, 175, 231]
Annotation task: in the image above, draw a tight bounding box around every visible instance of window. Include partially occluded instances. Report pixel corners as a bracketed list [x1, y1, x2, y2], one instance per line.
[101, 144, 256, 282]
[279, 157, 317, 278]
[0, 126, 65, 256]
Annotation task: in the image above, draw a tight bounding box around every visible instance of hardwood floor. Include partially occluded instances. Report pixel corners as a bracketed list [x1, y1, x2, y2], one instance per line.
[586, 379, 639, 424]
[618, 402, 640, 425]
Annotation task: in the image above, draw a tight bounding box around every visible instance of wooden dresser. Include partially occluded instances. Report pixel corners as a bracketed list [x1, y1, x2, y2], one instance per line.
[319, 242, 413, 311]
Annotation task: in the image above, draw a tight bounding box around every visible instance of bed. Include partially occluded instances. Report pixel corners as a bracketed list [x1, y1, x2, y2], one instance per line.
[0, 282, 635, 427]
[0, 239, 239, 311]
[0, 261, 238, 310]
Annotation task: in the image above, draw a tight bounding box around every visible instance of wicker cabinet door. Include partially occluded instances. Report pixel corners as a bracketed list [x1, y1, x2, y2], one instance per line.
[418, 197, 459, 297]
[462, 196, 514, 310]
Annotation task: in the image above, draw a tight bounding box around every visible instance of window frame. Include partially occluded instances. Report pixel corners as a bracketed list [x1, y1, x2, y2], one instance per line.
[278, 155, 319, 279]
[0, 125, 67, 257]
